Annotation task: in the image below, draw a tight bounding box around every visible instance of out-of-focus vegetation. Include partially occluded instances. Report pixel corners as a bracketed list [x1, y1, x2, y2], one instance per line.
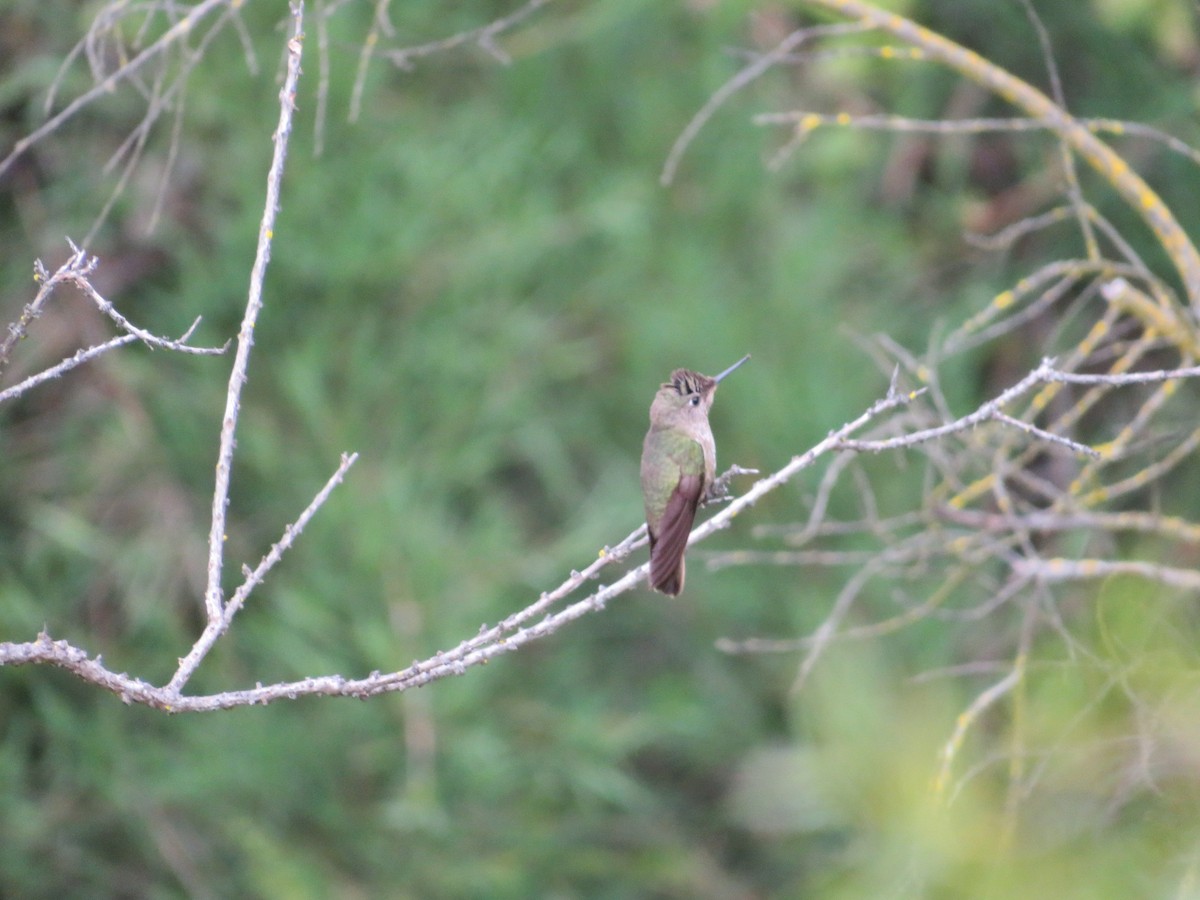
[2, 0, 1199, 895]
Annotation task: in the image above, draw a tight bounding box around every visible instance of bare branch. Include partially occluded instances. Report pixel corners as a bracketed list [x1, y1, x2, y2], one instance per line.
[0, 334, 138, 405]
[660, 22, 870, 186]
[168, 449, 359, 694]
[1, 247, 91, 377]
[203, 4, 307, 624]
[0, 0, 232, 181]
[1, 243, 225, 402]
[379, 0, 552, 71]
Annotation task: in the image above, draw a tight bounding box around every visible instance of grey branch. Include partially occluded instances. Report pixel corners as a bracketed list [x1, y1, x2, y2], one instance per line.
[380, 0, 553, 70]
[202, 5, 306, 624]
[0, 0, 232, 181]
[1, 242, 225, 401]
[660, 22, 871, 186]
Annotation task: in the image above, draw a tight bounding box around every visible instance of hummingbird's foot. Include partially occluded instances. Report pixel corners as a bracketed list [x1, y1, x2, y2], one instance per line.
[705, 464, 759, 504]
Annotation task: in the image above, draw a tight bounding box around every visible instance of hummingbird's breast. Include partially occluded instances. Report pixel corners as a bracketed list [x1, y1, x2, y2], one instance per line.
[702, 425, 716, 489]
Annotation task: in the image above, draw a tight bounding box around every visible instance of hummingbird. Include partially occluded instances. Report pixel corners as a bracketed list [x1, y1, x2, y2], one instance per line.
[640, 355, 750, 596]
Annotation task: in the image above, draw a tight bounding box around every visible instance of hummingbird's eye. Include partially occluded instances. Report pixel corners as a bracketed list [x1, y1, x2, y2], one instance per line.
[689, 395, 701, 406]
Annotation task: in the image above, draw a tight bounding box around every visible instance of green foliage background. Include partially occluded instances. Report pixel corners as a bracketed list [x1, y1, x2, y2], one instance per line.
[2, 0, 1199, 896]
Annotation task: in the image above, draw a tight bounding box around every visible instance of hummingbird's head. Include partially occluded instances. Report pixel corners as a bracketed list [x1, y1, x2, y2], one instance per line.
[647, 355, 749, 429]
[648, 369, 718, 428]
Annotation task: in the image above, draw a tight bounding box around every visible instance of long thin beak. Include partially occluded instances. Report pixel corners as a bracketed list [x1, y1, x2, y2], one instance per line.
[713, 354, 751, 383]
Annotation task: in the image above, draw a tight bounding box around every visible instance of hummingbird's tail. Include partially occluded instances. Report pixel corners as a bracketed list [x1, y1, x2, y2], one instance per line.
[645, 471, 703, 597]
[648, 534, 686, 596]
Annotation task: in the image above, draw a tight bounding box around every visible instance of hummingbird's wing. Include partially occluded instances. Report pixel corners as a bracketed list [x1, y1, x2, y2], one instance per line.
[648, 440, 705, 596]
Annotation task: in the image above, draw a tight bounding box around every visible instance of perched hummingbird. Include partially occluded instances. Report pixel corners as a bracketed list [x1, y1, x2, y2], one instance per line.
[640, 355, 750, 596]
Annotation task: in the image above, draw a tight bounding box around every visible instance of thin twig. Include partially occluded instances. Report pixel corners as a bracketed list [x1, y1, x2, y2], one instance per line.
[1017, 0, 1097, 259]
[379, 0, 552, 70]
[935, 667, 1022, 802]
[0, 0, 232, 180]
[1, 247, 91, 376]
[168, 449, 358, 694]
[0, 335, 131, 404]
[203, 3, 306, 623]
[660, 23, 869, 186]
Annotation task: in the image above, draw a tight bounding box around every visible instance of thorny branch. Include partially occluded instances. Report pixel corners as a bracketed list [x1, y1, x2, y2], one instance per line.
[0, 241, 225, 395]
[0, 4, 355, 708]
[0, 0, 590, 711]
[199, 7, 306, 628]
